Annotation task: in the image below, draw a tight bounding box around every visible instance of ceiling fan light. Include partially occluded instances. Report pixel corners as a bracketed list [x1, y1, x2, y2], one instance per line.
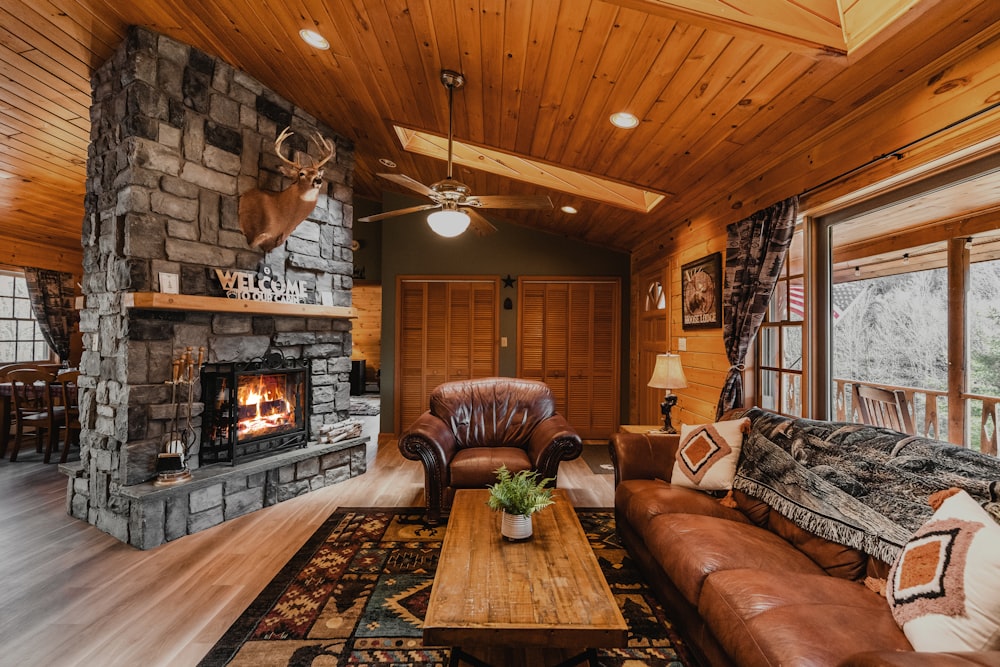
[427, 209, 470, 237]
[299, 29, 330, 50]
[610, 111, 639, 129]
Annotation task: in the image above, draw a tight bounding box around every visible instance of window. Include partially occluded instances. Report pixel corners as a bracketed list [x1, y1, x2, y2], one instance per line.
[757, 230, 804, 417]
[0, 270, 50, 362]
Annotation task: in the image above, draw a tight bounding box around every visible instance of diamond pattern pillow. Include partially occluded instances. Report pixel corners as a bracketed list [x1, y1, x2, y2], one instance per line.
[670, 417, 750, 492]
[886, 489, 1000, 652]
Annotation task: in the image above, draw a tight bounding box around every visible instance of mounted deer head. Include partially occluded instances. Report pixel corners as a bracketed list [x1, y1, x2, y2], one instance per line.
[238, 127, 335, 252]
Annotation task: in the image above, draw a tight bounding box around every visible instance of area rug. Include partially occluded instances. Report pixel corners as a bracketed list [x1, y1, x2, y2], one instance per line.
[199, 508, 694, 666]
[582, 444, 615, 474]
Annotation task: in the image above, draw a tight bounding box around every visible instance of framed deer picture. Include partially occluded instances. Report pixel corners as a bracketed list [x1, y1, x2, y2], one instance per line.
[681, 252, 722, 329]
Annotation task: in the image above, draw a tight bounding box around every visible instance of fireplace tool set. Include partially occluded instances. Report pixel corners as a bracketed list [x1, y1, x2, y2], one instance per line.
[155, 346, 205, 486]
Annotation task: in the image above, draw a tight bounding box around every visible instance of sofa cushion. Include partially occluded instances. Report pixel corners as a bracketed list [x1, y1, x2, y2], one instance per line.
[768, 511, 867, 580]
[449, 447, 532, 488]
[615, 479, 750, 540]
[700, 569, 911, 667]
[887, 489, 1000, 652]
[644, 513, 825, 606]
[672, 417, 750, 491]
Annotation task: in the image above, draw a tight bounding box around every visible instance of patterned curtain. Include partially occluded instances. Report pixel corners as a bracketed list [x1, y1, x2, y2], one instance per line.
[715, 196, 798, 419]
[23, 267, 78, 363]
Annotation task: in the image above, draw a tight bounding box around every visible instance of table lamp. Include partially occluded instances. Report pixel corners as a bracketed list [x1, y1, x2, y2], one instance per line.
[647, 353, 688, 433]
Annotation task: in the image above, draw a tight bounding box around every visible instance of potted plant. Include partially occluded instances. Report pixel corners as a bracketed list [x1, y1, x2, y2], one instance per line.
[487, 465, 555, 541]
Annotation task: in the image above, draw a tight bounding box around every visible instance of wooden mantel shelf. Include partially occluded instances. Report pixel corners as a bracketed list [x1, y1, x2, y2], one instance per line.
[119, 292, 357, 318]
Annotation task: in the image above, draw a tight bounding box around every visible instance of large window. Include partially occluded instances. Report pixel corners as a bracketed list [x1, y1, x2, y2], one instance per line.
[0, 270, 49, 362]
[757, 230, 804, 417]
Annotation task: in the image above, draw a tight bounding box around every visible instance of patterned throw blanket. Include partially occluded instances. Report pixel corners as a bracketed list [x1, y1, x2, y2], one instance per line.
[733, 408, 1000, 563]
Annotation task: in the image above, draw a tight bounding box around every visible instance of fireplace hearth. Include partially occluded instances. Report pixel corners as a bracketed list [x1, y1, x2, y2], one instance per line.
[201, 353, 310, 466]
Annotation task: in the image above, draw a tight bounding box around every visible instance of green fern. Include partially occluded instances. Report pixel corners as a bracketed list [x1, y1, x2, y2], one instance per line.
[486, 465, 555, 516]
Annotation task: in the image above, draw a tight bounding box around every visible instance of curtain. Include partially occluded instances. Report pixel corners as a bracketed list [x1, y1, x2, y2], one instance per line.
[715, 196, 798, 419]
[23, 267, 78, 363]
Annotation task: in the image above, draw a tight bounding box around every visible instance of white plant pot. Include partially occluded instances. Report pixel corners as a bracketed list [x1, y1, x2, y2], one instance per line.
[501, 511, 533, 541]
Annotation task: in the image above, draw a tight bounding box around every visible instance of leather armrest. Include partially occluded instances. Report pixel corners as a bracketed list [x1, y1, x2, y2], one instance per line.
[838, 652, 1000, 667]
[528, 414, 583, 479]
[397, 412, 457, 468]
[608, 432, 679, 487]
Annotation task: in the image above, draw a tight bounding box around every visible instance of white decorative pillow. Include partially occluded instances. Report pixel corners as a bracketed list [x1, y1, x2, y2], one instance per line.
[670, 417, 750, 492]
[886, 489, 1000, 652]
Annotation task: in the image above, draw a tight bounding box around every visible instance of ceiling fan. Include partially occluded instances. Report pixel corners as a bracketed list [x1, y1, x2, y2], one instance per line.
[358, 70, 553, 237]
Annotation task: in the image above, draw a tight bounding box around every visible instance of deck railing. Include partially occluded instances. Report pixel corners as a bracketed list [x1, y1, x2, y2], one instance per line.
[833, 379, 998, 456]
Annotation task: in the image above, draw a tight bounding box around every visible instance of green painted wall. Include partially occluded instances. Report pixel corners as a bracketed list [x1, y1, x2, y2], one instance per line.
[369, 192, 630, 433]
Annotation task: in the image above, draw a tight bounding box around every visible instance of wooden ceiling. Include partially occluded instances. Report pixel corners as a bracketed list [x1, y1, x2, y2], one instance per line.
[3, 0, 1000, 268]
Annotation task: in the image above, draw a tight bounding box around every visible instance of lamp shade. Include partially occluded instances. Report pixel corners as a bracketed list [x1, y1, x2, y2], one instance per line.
[426, 208, 470, 237]
[648, 353, 688, 390]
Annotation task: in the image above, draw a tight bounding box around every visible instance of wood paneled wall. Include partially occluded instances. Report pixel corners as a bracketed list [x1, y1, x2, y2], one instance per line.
[632, 222, 729, 428]
[351, 284, 382, 376]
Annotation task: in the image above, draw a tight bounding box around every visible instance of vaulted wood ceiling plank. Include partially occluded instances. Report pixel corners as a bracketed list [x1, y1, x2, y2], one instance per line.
[571, 12, 678, 170]
[534, 2, 622, 163]
[389, 0, 448, 135]
[0, 70, 87, 123]
[527, 1, 593, 158]
[0, 44, 91, 109]
[497, 0, 532, 152]
[477, 0, 508, 149]
[603, 27, 732, 182]
[30, 0, 121, 66]
[623, 37, 765, 184]
[639, 47, 796, 188]
[0, 6, 93, 81]
[510, 1, 560, 156]
[549, 6, 651, 168]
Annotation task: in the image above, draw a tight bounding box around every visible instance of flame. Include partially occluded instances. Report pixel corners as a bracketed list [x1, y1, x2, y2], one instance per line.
[236, 374, 299, 439]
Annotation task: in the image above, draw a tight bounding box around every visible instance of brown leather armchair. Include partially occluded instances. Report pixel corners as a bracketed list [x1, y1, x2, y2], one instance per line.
[398, 377, 583, 524]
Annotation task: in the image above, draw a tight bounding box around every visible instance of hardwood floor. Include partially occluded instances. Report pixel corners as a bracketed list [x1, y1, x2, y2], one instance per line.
[0, 441, 614, 667]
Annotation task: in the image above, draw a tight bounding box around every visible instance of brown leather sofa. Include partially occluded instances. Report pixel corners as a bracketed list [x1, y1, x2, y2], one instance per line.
[610, 428, 1000, 667]
[398, 377, 582, 524]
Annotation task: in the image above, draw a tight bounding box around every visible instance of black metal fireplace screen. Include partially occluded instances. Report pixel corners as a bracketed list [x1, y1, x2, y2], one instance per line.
[200, 354, 310, 465]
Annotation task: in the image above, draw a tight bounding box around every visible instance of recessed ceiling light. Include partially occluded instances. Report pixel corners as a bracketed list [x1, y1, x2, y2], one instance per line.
[610, 112, 639, 129]
[379, 158, 397, 168]
[299, 29, 330, 50]
[560, 205, 578, 214]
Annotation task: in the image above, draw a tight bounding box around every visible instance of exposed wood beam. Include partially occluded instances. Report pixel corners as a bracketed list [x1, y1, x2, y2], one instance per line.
[605, 0, 848, 58]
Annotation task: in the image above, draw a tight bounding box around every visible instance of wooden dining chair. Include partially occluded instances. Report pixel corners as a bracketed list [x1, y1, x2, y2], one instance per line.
[55, 370, 81, 463]
[7, 367, 58, 462]
[852, 384, 915, 435]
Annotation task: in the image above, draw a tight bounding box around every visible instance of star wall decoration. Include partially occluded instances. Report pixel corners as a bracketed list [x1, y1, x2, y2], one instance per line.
[502, 274, 516, 288]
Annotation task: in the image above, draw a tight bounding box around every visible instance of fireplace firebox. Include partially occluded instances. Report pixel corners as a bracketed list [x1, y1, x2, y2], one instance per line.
[200, 354, 311, 465]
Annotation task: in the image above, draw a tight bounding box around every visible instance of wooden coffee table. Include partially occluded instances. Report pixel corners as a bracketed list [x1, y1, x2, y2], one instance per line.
[423, 488, 628, 666]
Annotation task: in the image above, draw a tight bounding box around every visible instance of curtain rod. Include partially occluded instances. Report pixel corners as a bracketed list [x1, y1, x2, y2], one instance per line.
[799, 99, 1000, 198]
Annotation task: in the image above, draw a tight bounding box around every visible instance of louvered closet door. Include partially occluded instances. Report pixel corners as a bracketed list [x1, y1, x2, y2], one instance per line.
[396, 278, 499, 433]
[518, 278, 621, 440]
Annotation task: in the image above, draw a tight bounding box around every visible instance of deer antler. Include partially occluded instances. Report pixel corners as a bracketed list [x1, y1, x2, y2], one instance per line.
[311, 132, 334, 169]
[274, 127, 300, 169]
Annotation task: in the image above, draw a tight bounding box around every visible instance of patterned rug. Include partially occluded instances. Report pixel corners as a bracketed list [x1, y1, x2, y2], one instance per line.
[199, 508, 695, 666]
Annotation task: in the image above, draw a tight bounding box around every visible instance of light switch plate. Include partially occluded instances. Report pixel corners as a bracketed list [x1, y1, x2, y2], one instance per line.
[678, 337, 687, 351]
[158, 272, 179, 294]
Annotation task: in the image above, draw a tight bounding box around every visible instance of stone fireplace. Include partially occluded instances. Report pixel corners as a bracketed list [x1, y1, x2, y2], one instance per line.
[61, 26, 366, 549]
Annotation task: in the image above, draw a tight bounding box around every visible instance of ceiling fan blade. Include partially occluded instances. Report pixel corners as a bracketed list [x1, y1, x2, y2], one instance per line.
[467, 195, 553, 209]
[465, 207, 498, 236]
[357, 203, 440, 223]
[377, 173, 437, 198]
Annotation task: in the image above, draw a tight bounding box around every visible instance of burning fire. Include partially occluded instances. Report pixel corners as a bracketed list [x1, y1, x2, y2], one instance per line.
[237, 374, 297, 438]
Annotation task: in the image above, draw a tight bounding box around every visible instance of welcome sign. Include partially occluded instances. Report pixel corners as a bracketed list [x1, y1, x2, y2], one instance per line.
[214, 268, 311, 304]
